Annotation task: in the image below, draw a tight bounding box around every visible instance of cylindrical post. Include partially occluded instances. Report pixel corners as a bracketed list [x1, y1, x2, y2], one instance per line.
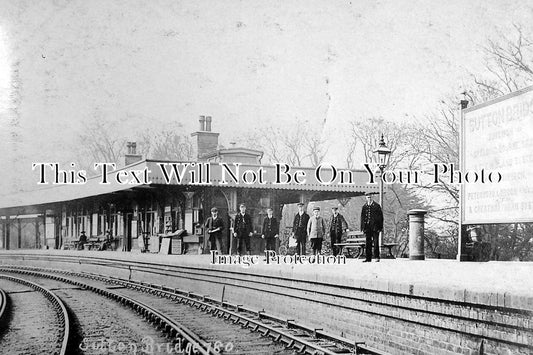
[408, 209, 427, 260]
[457, 100, 469, 261]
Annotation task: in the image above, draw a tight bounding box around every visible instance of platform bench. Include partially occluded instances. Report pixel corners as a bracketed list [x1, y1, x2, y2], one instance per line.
[83, 238, 106, 251]
[335, 235, 366, 258]
[381, 243, 398, 259]
[335, 236, 398, 259]
[61, 241, 76, 250]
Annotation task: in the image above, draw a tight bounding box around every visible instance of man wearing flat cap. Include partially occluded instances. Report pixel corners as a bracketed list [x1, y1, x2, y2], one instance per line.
[205, 207, 224, 253]
[234, 203, 253, 255]
[360, 192, 383, 262]
[292, 202, 310, 255]
[261, 207, 279, 252]
[329, 206, 349, 256]
[78, 231, 87, 250]
[307, 206, 326, 255]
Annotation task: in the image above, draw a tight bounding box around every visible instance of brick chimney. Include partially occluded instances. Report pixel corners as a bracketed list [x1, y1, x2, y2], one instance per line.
[191, 115, 219, 161]
[119, 141, 143, 166]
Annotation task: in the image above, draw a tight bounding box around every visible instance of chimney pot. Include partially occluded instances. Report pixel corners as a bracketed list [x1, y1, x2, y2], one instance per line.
[199, 115, 206, 131]
[126, 142, 137, 154]
[205, 116, 212, 131]
[121, 141, 142, 166]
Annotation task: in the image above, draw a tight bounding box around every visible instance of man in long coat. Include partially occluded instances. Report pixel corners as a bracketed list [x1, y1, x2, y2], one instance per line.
[360, 192, 383, 262]
[205, 207, 224, 253]
[234, 203, 253, 255]
[261, 207, 279, 252]
[329, 206, 348, 256]
[292, 202, 310, 255]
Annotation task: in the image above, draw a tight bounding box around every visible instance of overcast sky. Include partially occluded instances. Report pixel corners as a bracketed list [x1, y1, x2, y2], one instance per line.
[0, 0, 531, 193]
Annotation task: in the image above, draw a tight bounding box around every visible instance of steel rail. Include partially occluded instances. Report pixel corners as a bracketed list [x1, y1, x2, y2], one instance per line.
[0, 268, 220, 355]
[1, 264, 387, 355]
[0, 273, 70, 355]
[0, 287, 7, 324]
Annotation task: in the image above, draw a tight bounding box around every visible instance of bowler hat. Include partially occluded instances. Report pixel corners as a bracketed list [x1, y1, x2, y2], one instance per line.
[313, 206, 320, 211]
[297, 202, 304, 207]
[211, 207, 218, 212]
[364, 192, 374, 196]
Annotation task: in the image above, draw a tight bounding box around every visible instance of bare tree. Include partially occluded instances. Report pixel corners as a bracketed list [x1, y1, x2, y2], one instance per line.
[76, 119, 193, 171]
[241, 118, 329, 166]
[481, 223, 533, 261]
[137, 123, 194, 161]
[344, 138, 358, 169]
[77, 118, 126, 168]
[473, 24, 533, 100]
[348, 117, 415, 169]
[304, 134, 329, 166]
[408, 101, 459, 204]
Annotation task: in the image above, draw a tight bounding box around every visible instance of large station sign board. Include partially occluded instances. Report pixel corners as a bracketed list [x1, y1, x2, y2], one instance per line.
[461, 85, 533, 224]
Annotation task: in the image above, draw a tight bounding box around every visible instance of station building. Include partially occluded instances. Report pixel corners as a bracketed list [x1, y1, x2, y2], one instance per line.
[0, 117, 377, 254]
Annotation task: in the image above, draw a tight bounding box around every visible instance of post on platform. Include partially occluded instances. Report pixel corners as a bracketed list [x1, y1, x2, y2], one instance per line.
[457, 98, 470, 261]
[373, 134, 391, 249]
[408, 209, 427, 260]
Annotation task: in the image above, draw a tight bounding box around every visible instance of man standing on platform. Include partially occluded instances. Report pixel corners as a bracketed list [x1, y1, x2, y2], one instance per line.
[329, 206, 348, 256]
[78, 231, 87, 250]
[307, 206, 326, 256]
[234, 203, 253, 255]
[360, 192, 383, 262]
[261, 207, 279, 252]
[205, 207, 224, 253]
[292, 202, 310, 255]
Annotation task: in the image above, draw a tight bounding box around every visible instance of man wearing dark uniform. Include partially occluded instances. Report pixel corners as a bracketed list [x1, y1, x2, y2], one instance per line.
[205, 207, 224, 253]
[292, 202, 310, 255]
[78, 231, 87, 250]
[360, 192, 384, 262]
[234, 203, 253, 255]
[329, 206, 348, 256]
[261, 207, 279, 252]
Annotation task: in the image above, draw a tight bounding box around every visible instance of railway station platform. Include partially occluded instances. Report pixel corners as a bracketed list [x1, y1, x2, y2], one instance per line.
[1, 250, 532, 355]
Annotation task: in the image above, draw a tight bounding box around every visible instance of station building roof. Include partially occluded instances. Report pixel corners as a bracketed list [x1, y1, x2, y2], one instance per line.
[0, 159, 378, 212]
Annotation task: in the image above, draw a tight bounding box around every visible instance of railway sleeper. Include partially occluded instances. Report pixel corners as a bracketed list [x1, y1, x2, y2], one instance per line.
[2, 267, 363, 355]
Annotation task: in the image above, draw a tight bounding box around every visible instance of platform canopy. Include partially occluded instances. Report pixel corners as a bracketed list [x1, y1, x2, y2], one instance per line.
[0, 159, 379, 213]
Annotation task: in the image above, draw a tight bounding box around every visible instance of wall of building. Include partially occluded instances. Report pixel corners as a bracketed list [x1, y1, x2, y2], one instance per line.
[2, 252, 531, 355]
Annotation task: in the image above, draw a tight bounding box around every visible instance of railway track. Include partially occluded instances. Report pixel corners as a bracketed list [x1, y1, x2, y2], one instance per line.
[0, 286, 6, 324]
[11, 273, 172, 355]
[2, 270, 224, 355]
[0, 274, 70, 355]
[0, 265, 384, 354]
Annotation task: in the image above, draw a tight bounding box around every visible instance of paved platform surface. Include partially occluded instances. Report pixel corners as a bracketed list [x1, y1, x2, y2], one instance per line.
[2, 250, 532, 295]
